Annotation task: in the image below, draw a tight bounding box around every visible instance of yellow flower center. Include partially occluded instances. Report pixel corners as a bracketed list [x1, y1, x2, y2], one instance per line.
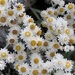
[72, 24, 75, 28]
[58, 61, 62, 65]
[20, 67, 26, 73]
[30, 24, 36, 30]
[10, 19, 17, 25]
[47, 34, 51, 38]
[73, 11, 75, 16]
[17, 4, 23, 10]
[31, 40, 36, 46]
[15, 64, 20, 70]
[48, 10, 52, 15]
[10, 39, 15, 44]
[66, 15, 71, 20]
[47, 18, 53, 23]
[8, 10, 14, 16]
[68, 4, 74, 10]
[1, 52, 7, 58]
[69, 39, 74, 44]
[37, 41, 43, 46]
[16, 45, 21, 51]
[19, 13, 24, 17]
[28, 18, 34, 23]
[33, 70, 39, 75]
[53, 43, 59, 49]
[43, 41, 48, 47]
[66, 62, 71, 68]
[0, 10, 2, 14]
[12, 30, 18, 35]
[59, 8, 64, 12]
[65, 29, 70, 34]
[41, 69, 47, 74]
[37, 30, 42, 36]
[64, 38, 67, 42]
[0, 0, 6, 5]
[58, 29, 61, 34]
[49, 26, 53, 30]
[50, 52, 55, 57]
[24, 31, 31, 37]
[18, 55, 23, 60]
[34, 58, 39, 64]
[54, 11, 58, 16]
[0, 17, 6, 23]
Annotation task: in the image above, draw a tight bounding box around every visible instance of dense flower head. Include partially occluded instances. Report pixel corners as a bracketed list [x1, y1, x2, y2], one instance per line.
[0, 0, 75, 75]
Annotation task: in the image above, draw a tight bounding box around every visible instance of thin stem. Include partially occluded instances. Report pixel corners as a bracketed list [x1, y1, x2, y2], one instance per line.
[30, 8, 41, 20]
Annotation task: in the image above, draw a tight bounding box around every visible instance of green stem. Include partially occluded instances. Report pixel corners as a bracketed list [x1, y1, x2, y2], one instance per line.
[30, 8, 41, 21]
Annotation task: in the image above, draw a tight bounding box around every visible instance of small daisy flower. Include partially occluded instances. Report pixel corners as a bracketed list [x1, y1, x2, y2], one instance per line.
[46, 7, 54, 16]
[58, 6, 65, 15]
[30, 53, 43, 67]
[6, 34, 18, 45]
[46, 17, 56, 24]
[41, 21, 48, 28]
[6, 53, 15, 63]
[64, 45, 70, 52]
[9, 25, 21, 36]
[6, 8, 16, 21]
[0, 0, 8, 8]
[26, 36, 37, 50]
[15, 3, 25, 15]
[20, 28, 33, 42]
[18, 63, 29, 75]
[40, 10, 48, 19]
[65, 3, 74, 13]
[42, 40, 51, 50]
[29, 67, 40, 75]
[45, 49, 56, 60]
[53, 9, 59, 18]
[0, 60, 6, 70]
[64, 13, 73, 23]
[0, 48, 9, 60]
[14, 62, 21, 71]
[15, 52, 27, 63]
[45, 31, 55, 41]
[0, 14, 7, 26]
[64, 27, 74, 35]
[64, 60, 73, 72]
[13, 42, 25, 52]
[58, 33, 69, 45]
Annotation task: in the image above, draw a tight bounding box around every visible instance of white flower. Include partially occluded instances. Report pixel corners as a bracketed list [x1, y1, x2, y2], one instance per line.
[58, 6, 65, 15]
[20, 27, 33, 42]
[15, 51, 27, 63]
[8, 25, 21, 36]
[29, 67, 40, 75]
[0, 60, 6, 70]
[45, 49, 56, 60]
[13, 42, 25, 52]
[64, 45, 70, 52]
[6, 53, 15, 63]
[64, 60, 73, 72]
[18, 63, 29, 75]
[58, 33, 69, 45]
[65, 3, 74, 13]
[30, 53, 43, 67]
[46, 7, 54, 16]
[0, 48, 9, 59]
[6, 34, 18, 45]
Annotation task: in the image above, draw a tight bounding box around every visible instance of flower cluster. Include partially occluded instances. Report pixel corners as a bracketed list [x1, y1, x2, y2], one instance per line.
[0, 0, 75, 75]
